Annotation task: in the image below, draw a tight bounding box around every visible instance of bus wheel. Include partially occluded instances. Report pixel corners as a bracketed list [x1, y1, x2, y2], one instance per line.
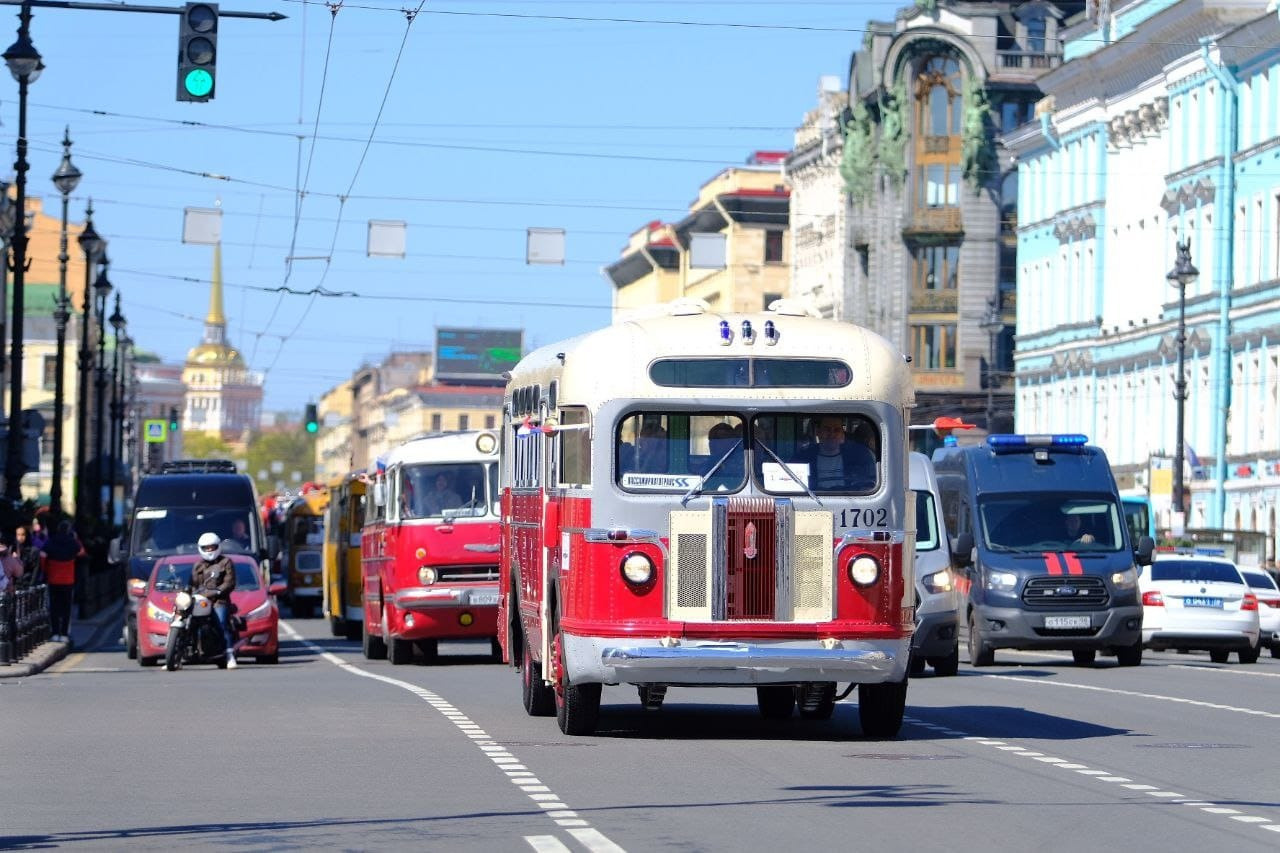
[490, 637, 504, 662]
[796, 682, 836, 720]
[858, 679, 907, 739]
[344, 621, 362, 642]
[329, 617, 344, 638]
[930, 644, 960, 677]
[362, 617, 386, 660]
[414, 639, 438, 664]
[553, 632, 600, 736]
[968, 615, 995, 667]
[388, 634, 413, 665]
[521, 637, 555, 717]
[293, 599, 315, 619]
[756, 686, 795, 720]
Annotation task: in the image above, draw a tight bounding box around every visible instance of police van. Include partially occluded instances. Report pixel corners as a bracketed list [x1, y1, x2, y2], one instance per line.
[932, 434, 1153, 667]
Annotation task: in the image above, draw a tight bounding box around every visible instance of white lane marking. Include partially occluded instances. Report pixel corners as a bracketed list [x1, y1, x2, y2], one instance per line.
[905, 716, 1278, 836]
[984, 674, 1280, 719]
[1168, 664, 1280, 679]
[280, 621, 626, 850]
[567, 828, 629, 853]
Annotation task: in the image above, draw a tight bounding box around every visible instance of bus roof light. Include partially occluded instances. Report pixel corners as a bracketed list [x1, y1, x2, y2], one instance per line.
[718, 320, 733, 345]
[764, 320, 778, 345]
[741, 319, 754, 344]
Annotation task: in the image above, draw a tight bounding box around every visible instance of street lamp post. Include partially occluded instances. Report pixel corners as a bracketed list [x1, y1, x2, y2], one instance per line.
[0, 180, 14, 404]
[74, 204, 103, 522]
[2, 3, 43, 502]
[107, 294, 124, 525]
[51, 126, 82, 513]
[1166, 240, 1199, 520]
[91, 258, 112, 520]
[980, 298, 1004, 430]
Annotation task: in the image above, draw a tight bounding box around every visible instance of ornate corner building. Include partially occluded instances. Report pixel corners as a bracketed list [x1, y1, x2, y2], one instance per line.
[787, 0, 1083, 432]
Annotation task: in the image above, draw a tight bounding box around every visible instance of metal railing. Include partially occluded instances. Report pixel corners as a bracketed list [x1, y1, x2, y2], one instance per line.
[1, 584, 51, 664]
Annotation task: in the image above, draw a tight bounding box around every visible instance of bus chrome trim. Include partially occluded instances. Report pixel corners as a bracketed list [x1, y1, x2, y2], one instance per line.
[394, 586, 499, 610]
[774, 499, 793, 620]
[569, 634, 908, 684]
[710, 499, 728, 621]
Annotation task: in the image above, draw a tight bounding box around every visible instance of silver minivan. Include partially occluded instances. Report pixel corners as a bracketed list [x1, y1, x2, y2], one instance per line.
[909, 452, 961, 676]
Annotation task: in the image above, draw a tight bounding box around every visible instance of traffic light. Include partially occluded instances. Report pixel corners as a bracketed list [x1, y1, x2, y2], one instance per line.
[177, 3, 218, 102]
[304, 404, 319, 434]
[169, 406, 181, 433]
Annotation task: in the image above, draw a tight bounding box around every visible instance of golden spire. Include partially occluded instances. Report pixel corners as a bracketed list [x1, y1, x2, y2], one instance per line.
[207, 241, 226, 325]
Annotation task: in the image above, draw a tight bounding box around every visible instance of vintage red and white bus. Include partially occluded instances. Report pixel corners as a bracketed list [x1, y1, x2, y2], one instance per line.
[361, 430, 503, 664]
[498, 300, 917, 736]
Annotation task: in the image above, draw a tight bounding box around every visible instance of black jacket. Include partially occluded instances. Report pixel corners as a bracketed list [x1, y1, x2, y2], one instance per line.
[191, 555, 236, 603]
[794, 442, 877, 491]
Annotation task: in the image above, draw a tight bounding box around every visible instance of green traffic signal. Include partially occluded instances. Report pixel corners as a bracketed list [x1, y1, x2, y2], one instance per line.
[184, 68, 214, 98]
[304, 403, 318, 433]
[306, 421, 318, 434]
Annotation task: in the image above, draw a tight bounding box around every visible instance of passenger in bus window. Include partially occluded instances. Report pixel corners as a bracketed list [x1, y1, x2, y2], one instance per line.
[424, 472, 463, 516]
[635, 423, 668, 473]
[794, 416, 876, 491]
[703, 422, 744, 491]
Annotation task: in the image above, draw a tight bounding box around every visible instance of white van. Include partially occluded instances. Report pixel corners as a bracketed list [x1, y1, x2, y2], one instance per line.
[909, 452, 961, 676]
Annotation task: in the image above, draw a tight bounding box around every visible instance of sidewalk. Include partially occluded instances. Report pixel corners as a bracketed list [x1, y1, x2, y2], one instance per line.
[0, 597, 125, 679]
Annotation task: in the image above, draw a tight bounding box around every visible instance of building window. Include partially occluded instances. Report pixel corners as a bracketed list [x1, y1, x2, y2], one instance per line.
[42, 356, 57, 391]
[764, 230, 784, 264]
[485, 414, 495, 429]
[918, 163, 960, 208]
[431, 413, 442, 432]
[912, 244, 960, 290]
[914, 56, 962, 138]
[911, 324, 956, 370]
[459, 414, 469, 431]
[1026, 13, 1046, 53]
[762, 291, 782, 311]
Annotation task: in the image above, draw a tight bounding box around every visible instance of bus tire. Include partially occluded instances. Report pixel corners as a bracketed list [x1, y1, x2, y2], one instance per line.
[858, 679, 907, 739]
[329, 617, 344, 638]
[292, 599, 315, 620]
[344, 621, 362, 642]
[756, 686, 795, 720]
[490, 637, 504, 662]
[521, 637, 555, 717]
[388, 634, 413, 665]
[796, 682, 836, 720]
[362, 617, 386, 660]
[1115, 641, 1143, 667]
[552, 630, 600, 735]
[415, 638, 438, 663]
[930, 644, 960, 677]
[968, 615, 995, 667]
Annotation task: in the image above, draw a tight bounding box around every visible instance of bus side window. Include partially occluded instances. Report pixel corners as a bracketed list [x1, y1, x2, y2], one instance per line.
[559, 407, 591, 486]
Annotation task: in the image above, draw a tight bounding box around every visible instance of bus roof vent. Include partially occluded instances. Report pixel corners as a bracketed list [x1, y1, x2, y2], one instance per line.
[668, 298, 709, 317]
[767, 298, 818, 317]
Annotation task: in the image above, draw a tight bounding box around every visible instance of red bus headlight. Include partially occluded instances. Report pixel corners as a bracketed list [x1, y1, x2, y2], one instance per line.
[620, 552, 654, 586]
[418, 566, 438, 585]
[847, 555, 880, 587]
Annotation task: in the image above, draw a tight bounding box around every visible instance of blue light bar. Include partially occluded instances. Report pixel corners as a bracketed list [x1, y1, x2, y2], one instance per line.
[987, 433, 1088, 449]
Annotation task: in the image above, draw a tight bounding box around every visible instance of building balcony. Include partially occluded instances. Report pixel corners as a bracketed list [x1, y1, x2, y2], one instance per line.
[903, 207, 963, 235]
[910, 288, 959, 314]
[997, 51, 1057, 70]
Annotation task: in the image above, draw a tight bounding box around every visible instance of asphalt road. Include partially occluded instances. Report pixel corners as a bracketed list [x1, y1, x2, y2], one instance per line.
[3, 615, 1279, 852]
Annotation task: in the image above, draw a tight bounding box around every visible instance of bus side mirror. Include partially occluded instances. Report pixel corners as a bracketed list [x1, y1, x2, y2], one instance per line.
[1134, 535, 1155, 567]
[952, 532, 974, 569]
[373, 481, 386, 507]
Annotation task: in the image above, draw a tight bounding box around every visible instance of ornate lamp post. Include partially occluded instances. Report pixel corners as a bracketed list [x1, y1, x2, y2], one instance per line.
[1166, 240, 1199, 519]
[0, 180, 14, 401]
[91, 257, 112, 519]
[74, 204, 103, 522]
[2, 3, 43, 502]
[50, 127, 81, 512]
[980, 297, 1004, 431]
[107, 294, 124, 525]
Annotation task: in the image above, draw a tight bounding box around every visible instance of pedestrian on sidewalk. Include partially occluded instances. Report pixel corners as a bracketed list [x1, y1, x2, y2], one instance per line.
[40, 520, 83, 643]
[14, 525, 42, 587]
[0, 539, 22, 596]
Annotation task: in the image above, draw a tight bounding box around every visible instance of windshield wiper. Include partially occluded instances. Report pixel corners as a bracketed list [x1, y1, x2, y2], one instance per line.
[681, 439, 742, 507]
[753, 438, 822, 506]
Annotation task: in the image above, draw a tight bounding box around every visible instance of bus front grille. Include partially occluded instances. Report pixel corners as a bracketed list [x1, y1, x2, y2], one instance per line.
[725, 498, 777, 620]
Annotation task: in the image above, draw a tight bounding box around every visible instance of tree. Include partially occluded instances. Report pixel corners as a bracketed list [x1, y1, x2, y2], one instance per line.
[181, 431, 234, 460]
[246, 431, 316, 495]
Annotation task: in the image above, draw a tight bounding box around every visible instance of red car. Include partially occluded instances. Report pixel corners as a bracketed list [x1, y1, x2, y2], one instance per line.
[134, 554, 285, 667]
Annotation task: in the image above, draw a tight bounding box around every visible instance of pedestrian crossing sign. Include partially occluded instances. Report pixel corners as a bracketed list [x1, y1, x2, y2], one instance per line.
[144, 419, 168, 443]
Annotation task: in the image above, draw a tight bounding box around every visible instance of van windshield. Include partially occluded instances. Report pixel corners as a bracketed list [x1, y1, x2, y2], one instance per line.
[131, 508, 258, 556]
[978, 494, 1123, 553]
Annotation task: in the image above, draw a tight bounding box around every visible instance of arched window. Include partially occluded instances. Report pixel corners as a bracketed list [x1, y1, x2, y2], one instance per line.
[912, 55, 964, 215]
[915, 56, 962, 138]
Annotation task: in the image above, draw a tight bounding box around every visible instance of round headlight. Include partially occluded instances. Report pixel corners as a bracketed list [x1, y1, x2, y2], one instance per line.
[175, 591, 192, 610]
[620, 552, 654, 585]
[848, 555, 880, 587]
[418, 566, 438, 585]
[476, 432, 498, 454]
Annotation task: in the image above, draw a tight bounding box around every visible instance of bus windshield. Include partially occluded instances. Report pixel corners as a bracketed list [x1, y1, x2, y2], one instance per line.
[978, 494, 1124, 553]
[615, 411, 880, 496]
[399, 463, 491, 518]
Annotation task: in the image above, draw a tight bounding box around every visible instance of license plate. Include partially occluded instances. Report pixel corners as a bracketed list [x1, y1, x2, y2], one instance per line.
[1044, 616, 1091, 629]
[471, 592, 499, 606]
[1182, 597, 1223, 608]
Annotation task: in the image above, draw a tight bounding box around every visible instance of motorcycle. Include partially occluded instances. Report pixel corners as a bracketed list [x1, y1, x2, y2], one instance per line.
[165, 588, 238, 671]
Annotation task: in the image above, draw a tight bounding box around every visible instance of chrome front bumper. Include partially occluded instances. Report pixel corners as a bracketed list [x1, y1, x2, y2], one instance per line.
[393, 586, 499, 611]
[565, 633, 909, 685]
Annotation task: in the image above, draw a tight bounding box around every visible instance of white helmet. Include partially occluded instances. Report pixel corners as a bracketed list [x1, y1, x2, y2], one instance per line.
[197, 531, 221, 561]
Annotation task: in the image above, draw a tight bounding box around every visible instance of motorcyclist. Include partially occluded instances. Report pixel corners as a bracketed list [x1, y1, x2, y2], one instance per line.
[192, 531, 238, 669]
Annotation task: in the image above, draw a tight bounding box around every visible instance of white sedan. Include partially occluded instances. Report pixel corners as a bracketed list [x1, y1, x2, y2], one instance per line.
[1239, 567, 1280, 658]
[1140, 554, 1261, 663]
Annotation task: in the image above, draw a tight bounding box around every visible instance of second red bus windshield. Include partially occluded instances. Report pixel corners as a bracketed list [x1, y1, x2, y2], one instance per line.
[398, 462, 495, 518]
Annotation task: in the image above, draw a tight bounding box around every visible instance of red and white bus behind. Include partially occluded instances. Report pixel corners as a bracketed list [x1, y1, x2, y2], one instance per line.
[361, 431, 502, 664]
[498, 300, 916, 736]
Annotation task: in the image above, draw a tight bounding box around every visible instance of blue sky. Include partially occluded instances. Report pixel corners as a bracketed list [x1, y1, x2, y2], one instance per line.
[7, 0, 902, 413]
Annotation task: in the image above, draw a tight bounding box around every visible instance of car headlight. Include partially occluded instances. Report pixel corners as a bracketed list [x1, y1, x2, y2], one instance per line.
[921, 569, 953, 594]
[418, 566, 438, 585]
[986, 570, 1018, 591]
[1110, 568, 1138, 590]
[247, 600, 272, 620]
[848, 555, 880, 587]
[620, 552, 654, 586]
[146, 601, 174, 623]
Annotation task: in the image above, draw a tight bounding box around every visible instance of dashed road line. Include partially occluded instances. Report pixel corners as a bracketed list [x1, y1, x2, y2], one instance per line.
[281, 622, 625, 850]
[983, 673, 1280, 719]
[909, 717, 1278, 835]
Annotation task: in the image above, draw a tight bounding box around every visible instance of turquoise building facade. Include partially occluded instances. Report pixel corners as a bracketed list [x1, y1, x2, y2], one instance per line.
[1006, 0, 1280, 552]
